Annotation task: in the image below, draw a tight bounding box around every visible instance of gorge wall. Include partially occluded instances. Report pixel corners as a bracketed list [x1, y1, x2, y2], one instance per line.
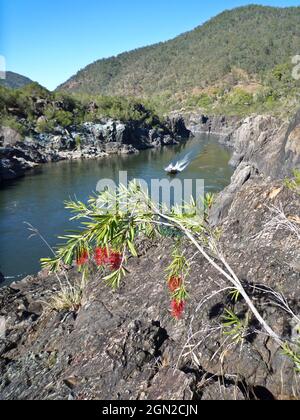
[182, 111, 300, 224]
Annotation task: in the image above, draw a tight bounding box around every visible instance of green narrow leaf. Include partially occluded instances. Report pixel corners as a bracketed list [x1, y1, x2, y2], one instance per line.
[127, 240, 138, 257]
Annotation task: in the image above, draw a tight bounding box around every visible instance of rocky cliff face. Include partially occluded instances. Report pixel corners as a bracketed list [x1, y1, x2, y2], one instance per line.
[0, 117, 191, 184]
[0, 181, 299, 400]
[0, 111, 299, 400]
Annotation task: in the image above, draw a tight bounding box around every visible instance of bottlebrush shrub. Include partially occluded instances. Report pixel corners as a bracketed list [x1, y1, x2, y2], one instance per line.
[43, 181, 282, 330]
[41, 182, 211, 318]
[39, 182, 295, 348]
[166, 249, 189, 319]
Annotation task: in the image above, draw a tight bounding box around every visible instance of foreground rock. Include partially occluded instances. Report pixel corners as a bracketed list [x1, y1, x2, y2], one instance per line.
[0, 176, 299, 400]
[206, 112, 300, 225]
[0, 117, 191, 184]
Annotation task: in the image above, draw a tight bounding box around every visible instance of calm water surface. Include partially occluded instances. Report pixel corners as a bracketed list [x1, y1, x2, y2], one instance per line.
[0, 134, 233, 283]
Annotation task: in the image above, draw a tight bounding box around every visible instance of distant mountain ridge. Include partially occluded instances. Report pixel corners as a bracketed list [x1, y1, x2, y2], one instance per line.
[58, 5, 300, 98]
[0, 71, 34, 89]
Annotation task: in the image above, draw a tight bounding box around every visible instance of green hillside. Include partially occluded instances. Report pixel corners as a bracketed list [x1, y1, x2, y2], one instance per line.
[58, 5, 300, 100]
[0, 71, 34, 89]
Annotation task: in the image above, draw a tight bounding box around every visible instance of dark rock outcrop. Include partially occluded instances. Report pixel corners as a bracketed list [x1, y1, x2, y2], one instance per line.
[0, 179, 299, 400]
[80, 120, 183, 151]
[0, 117, 191, 184]
[0, 155, 26, 182]
[167, 115, 192, 139]
[0, 140, 60, 183]
[210, 113, 300, 225]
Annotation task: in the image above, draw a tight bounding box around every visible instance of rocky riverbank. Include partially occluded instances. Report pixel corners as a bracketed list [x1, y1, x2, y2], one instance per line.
[0, 110, 299, 400]
[0, 116, 191, 184]
[209, 112, 300, 225]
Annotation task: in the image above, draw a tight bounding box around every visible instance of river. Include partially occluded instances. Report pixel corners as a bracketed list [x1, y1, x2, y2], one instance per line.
[0, 134, 234, 284]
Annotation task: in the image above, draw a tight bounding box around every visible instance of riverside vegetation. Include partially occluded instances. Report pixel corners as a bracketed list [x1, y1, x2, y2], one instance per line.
[0, 82, 192, 184]
[0, 83, 163, 135]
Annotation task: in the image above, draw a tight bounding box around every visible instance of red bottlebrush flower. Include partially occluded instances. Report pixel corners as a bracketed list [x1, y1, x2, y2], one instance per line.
[94, 248, 122, 270]
[76, 250, 89, 266]
[108, 251, 122, 271]
[95, 247, 109, 266]
[168, 276, 183, 293]
[171, 300, 185, 320]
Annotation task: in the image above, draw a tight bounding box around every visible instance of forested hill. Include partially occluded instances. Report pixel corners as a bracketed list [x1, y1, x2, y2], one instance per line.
[0, 71, 34, 89]
[58, 5, 300, 98]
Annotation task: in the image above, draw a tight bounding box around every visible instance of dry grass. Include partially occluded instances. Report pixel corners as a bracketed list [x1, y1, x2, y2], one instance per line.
[48, 269, 89, 313]
[50, 283, 84, 312]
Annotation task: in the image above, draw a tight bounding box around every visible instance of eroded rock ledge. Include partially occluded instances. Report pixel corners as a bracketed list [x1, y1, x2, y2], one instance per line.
[0, 180, 299, 400]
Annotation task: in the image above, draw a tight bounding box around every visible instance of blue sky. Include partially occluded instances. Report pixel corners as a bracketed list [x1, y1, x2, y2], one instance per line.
[0, 0, 299, 90]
